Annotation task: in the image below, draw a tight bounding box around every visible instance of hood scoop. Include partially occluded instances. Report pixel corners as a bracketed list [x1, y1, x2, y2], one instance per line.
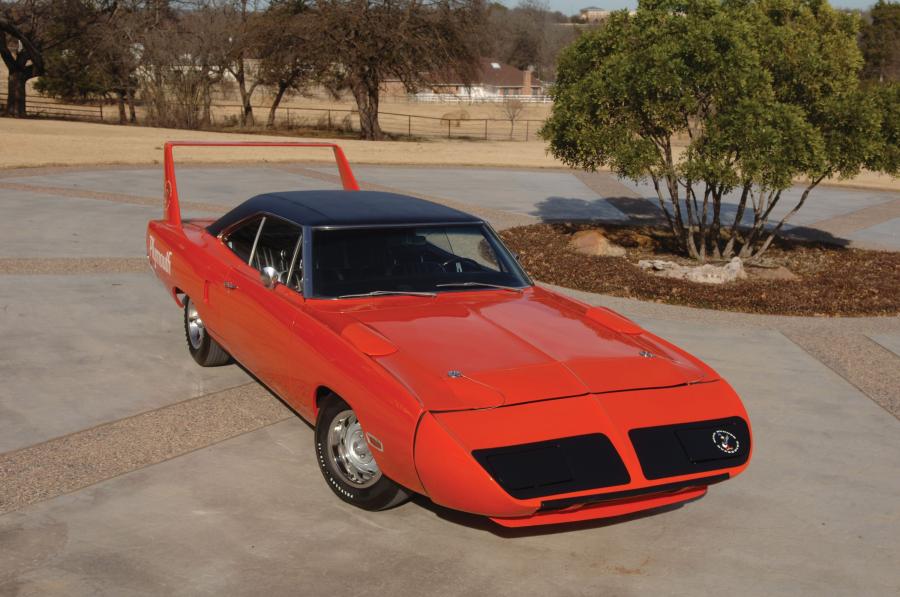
[341, 322, 397, 356]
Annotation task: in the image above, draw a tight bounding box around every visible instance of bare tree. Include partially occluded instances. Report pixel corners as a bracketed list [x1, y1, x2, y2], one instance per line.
[138, 6, 231, 129]
[501, 97, 524, 139]
[487, 0, 576, 82]
[313, 0, 487, 140]
[255, 0, 322, 127]
[221, 0, 262, 125]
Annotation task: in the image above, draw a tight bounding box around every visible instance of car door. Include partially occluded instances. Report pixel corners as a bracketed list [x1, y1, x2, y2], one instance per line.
[204, 215, 265, 364]
[213, 215, 305, 397]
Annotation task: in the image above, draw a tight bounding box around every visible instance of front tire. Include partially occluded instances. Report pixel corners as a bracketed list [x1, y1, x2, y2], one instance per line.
[184, 296, 231, 367]
[315, 395, 411, 511]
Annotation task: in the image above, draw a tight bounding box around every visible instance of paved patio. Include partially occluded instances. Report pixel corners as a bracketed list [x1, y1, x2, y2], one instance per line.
[1, 164, 898, 596]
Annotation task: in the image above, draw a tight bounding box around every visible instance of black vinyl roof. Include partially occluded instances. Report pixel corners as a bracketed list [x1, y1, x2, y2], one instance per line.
[207, 190, 482, 235]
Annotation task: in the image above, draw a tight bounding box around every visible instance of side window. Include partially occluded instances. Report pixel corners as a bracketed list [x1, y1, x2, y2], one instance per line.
[254, 218, 303, 291]
[223, 216, 264, 264]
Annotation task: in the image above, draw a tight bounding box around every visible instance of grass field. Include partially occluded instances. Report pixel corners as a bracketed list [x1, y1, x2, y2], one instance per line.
[0, 117, 564, 169]
[3, 118, 897, 192]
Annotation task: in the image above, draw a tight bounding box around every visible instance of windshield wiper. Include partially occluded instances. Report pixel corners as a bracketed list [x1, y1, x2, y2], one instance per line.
[337, 290, 437, 299]
[435, 282, 525, 293]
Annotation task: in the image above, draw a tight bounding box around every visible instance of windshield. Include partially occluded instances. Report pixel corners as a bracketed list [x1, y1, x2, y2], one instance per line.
[311, 224, 531, 298]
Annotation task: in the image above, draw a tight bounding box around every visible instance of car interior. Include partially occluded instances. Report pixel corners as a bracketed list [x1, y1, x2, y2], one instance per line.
[312, 225, 528, 297]
[224, 216, 303, 290]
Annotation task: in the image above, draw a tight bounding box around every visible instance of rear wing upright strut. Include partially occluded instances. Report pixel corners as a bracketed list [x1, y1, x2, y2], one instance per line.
[162, 141, 360, 227]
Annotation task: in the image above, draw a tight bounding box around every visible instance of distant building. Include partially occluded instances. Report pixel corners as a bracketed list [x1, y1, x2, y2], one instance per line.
[579, 6, 611, 22]
[425, 59, 544, 98]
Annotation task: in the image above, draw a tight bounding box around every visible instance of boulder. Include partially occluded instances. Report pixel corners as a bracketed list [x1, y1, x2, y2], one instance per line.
[749, 265, 799, 281]
[568, 230, 627, 257]
[638, 257, 747, 284]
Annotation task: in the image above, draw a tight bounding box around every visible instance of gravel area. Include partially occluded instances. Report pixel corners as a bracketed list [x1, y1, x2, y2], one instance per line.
[502, 223, 900, 316]
[0, 257, 148, 275]
[0, 383, 290, 514]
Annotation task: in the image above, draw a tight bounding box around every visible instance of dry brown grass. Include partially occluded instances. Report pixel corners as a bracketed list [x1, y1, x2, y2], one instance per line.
[2, 117, 897, 192]
[0, 117, 563, 169]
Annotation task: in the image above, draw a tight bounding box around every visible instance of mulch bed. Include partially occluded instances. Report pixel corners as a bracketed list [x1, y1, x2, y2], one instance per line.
[499, 223, 900, 317]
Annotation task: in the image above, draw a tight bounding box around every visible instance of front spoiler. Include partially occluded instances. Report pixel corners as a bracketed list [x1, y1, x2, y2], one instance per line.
[491, 484, 709, 528]
[413, 381, 751, 527]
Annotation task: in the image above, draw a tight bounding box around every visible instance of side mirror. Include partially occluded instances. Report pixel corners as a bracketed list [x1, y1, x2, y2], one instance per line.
[261, 266, 279, 289]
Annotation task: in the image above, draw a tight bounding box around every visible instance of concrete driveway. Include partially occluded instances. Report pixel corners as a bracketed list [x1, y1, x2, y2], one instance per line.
[1, 164, 898, 596]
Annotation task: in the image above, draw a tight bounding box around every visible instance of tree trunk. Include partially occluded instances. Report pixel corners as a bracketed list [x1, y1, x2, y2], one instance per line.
[126, 88, 136, 123]
[352, 78, 383, 140]
[235, 59, 254, 126]
[267, 83, 288, 128]
[6, 70, 28, 117]
[709, 184, 724, 259]
[116, 90, 127, 124]
[753, 174, 827, 259]
[722, 182, 752, 259]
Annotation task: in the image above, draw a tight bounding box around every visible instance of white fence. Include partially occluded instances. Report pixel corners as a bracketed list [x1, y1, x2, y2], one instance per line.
[411, 93, 552, 104]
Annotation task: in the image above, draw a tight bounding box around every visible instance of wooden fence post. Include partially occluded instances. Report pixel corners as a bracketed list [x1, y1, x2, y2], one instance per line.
[408, 115, 411, 138]
[448, 118, 451, 139]
[525, 120, 529, 142]
[484, 120, 488, 140]
[328, 109, 332, 130]
[99, 103, 103, 121]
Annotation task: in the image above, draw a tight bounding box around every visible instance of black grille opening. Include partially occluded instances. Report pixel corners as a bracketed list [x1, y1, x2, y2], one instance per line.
[629, 417, 751, 480]
[472, 434, 630, 500]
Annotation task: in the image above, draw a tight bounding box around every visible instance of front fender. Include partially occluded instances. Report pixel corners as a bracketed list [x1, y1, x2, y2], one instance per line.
[414, 413, 537, 517]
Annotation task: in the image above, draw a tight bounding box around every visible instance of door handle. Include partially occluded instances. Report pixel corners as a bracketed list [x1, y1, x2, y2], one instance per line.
[223, 281, 238, 290]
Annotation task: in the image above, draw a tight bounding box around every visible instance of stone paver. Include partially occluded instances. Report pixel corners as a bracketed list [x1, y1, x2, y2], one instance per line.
[1, 190, 166, 258]
[869, 334, 900, 358]
[0, 274, 250, 452]
[5, 166, 342, 206]
[847, 216, 900, 248]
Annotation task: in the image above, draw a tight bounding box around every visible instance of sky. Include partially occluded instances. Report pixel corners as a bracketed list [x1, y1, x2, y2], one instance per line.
[521, 0, 876, 16]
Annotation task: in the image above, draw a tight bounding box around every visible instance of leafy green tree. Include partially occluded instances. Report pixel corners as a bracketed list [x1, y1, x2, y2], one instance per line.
[542, 0, 899, 261]
[860, 0, 900, 82]
[33, 2, 145, 123]
[1, 0, 115, 117]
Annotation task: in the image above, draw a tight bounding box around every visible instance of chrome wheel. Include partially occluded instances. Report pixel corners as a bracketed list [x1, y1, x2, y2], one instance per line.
[186, 300, 205, 350]
[326, 410, 381, 488]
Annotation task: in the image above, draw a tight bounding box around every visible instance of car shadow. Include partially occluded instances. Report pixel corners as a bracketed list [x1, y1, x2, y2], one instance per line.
[409, 493, 701, 538]
[530, 196, 664, 223]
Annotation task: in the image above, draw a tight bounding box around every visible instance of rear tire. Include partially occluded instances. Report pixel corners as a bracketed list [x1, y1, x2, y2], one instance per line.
[184, 296, 231, 367]
[315, 395, 411, 511]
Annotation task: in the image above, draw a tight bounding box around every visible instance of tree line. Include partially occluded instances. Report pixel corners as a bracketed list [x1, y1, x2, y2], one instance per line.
[0, 0, 582, 139]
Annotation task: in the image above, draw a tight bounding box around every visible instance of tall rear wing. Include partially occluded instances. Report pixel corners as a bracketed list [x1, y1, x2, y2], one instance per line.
[162, 141, 360, 227]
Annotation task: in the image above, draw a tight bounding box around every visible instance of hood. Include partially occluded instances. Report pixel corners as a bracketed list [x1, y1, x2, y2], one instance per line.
[335, 288, 709, 411]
